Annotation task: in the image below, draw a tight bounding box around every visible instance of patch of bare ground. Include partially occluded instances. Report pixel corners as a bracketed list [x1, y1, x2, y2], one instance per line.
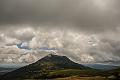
[56, 76, 107, 80]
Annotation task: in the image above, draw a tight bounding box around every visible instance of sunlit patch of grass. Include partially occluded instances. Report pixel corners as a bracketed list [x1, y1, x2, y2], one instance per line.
[46, 69, 99, 79]
[56, 76, 107, 80]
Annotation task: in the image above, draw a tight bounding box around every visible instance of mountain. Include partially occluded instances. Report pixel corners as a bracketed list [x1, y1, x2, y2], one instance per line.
[0, 54, 93, 80]
[34, 54, 90, 70]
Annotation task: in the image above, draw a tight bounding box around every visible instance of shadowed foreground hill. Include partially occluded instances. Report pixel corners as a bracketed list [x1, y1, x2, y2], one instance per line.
[0, 54, 94, 80]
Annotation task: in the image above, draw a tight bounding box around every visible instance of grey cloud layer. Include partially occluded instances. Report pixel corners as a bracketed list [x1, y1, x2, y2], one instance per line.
[0, 0, 120, 32]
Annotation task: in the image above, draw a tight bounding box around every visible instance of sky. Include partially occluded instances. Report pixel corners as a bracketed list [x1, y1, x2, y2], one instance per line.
[0, 0, 120, 64]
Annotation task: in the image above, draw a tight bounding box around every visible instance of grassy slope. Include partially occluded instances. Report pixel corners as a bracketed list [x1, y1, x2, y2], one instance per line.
[23, 69, 99, 79]
[2, 68, 119, 80]
[14, 69, 107, 80]
[47, 69, 98, 78]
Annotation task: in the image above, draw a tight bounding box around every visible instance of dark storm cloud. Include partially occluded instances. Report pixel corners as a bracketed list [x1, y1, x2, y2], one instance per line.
[0, 0, 120, 32]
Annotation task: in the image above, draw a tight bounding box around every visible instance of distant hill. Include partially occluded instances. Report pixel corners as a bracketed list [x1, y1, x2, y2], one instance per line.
[106, 67, 120, 75]
[0, 64, 28, 77]
[0, 67, 17, 76]
[0, 54, 94, 80]
[83, 63, 119, 70]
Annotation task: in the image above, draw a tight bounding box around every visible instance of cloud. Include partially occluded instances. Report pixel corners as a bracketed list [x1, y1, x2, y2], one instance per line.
[0, 32, 19, 46]
[18, 28, 120, 63]
[14, 27, 35, 41]
[18, 53, 37, 63]
[0, 0, 120, 64]
[0, 45, 20, 54]
[0, 45, 49, 63]
[0, 27, 120, 63]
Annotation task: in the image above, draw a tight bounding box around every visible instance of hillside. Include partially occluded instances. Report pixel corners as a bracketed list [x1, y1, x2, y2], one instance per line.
[0, 54, 94, 80]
